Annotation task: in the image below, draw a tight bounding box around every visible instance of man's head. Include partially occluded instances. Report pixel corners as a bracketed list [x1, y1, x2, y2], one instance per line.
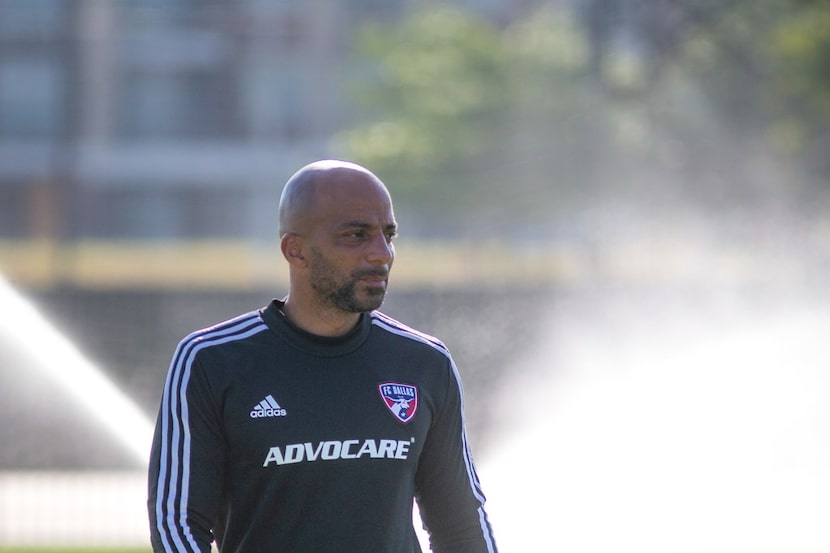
[278, 160, 397, 318]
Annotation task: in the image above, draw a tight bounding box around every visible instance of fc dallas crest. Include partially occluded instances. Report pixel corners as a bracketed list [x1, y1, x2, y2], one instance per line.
[378, 382, 418, 423]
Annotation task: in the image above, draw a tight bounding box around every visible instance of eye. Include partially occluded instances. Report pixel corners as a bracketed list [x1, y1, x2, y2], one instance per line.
[340, 230, 369, 244]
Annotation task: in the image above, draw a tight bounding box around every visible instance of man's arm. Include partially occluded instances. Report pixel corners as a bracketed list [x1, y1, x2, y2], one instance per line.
[415, 357, 498, 553]
[148, 339, 225, 553]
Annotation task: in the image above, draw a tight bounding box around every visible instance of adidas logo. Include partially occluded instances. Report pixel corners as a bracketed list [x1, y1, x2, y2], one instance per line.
[250, 394, 287, 418]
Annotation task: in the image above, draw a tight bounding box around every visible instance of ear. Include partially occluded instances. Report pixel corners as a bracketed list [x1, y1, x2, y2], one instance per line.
[280, 233, 308, 267]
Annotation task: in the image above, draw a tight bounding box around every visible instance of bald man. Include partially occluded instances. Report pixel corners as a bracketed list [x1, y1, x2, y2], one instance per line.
[278, 160, 398, 334]
[148, 160, 498, 552]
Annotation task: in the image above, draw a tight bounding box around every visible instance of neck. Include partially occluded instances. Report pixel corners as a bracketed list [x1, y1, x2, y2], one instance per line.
[281, 296, 362, 337]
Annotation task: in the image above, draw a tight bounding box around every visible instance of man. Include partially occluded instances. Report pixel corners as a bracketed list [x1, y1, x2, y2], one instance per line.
[148, 160, 498, 552]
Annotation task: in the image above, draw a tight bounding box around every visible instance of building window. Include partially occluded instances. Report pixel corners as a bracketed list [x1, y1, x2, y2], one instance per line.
[0, 0, 65, 39]
[0, 57, 64, 139]
[115, 26, 234, 139]
[242, 57, 308, 140]
[78, 186, 248, 239]
[119, 71, 195, 138]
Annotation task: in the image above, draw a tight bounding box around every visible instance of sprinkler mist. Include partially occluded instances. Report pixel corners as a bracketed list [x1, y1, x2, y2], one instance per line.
[479, 289, 830, 552]
[0, 274, 154, 466]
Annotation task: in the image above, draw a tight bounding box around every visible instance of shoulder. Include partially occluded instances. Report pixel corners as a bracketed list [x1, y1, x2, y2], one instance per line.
[369, 311, 450, 357]
[176, 309, 269, 355]
[164, 309, 271, 395]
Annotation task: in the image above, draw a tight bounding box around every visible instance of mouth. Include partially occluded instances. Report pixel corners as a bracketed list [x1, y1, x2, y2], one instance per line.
[361, 276, 388, 287]
[357, 270, 389, 288]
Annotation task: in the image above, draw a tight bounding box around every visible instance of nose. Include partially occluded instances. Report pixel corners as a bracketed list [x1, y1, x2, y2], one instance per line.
[367, 233, 394, 265]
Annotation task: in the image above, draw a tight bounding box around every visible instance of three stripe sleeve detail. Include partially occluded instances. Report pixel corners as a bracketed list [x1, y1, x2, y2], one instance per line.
[371, 313, 497, 553]
[153, 313, 267, 553]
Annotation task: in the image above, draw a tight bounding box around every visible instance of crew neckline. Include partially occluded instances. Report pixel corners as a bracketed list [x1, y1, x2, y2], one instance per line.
[260, 299, 372, 357]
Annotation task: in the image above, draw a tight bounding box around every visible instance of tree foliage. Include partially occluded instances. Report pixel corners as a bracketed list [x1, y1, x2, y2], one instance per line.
[338, 8, 508, 204]
[337, 1, 830, 230]
[338, 6, 602, 222]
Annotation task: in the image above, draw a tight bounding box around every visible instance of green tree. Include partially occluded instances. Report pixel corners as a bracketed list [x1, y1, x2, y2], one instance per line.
[585, 0, 830, 192]
[339, 1, 830, 234]
[693, 0, 830, 176]
[337, 6, 606, 230]
[339, 8, 506, 204]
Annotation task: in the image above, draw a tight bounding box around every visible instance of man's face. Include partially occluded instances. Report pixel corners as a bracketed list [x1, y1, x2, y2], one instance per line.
[309, 245, 390, 313]
[304, 174, 397, 313]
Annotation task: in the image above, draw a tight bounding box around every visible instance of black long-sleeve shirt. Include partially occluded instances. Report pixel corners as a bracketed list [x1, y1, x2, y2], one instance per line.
[148, 300, 497, 552]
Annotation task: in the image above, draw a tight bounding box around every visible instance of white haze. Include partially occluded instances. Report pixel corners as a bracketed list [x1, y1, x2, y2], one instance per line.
[477, 220, 830, 552]
[0, 274, 154, 465]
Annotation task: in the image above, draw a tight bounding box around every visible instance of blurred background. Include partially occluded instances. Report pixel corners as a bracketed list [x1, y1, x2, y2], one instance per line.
[0, 0, 828, 551]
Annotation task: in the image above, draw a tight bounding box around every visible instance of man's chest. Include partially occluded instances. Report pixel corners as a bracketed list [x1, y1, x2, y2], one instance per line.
[217, 354, 439, 470]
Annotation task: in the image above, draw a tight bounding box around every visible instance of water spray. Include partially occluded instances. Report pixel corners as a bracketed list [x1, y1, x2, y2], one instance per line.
[0, 274, 154, 466]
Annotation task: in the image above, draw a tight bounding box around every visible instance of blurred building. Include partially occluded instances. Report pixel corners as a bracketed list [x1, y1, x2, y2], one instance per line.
[0, 0, 406, 242]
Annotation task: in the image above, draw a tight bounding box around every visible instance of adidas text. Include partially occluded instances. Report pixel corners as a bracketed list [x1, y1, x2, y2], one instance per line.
[250, 394, 287, 418]
[251, 407, 287, 418]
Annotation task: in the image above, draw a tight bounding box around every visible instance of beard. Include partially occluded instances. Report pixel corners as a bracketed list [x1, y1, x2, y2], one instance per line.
[309, 249, 388, 313]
